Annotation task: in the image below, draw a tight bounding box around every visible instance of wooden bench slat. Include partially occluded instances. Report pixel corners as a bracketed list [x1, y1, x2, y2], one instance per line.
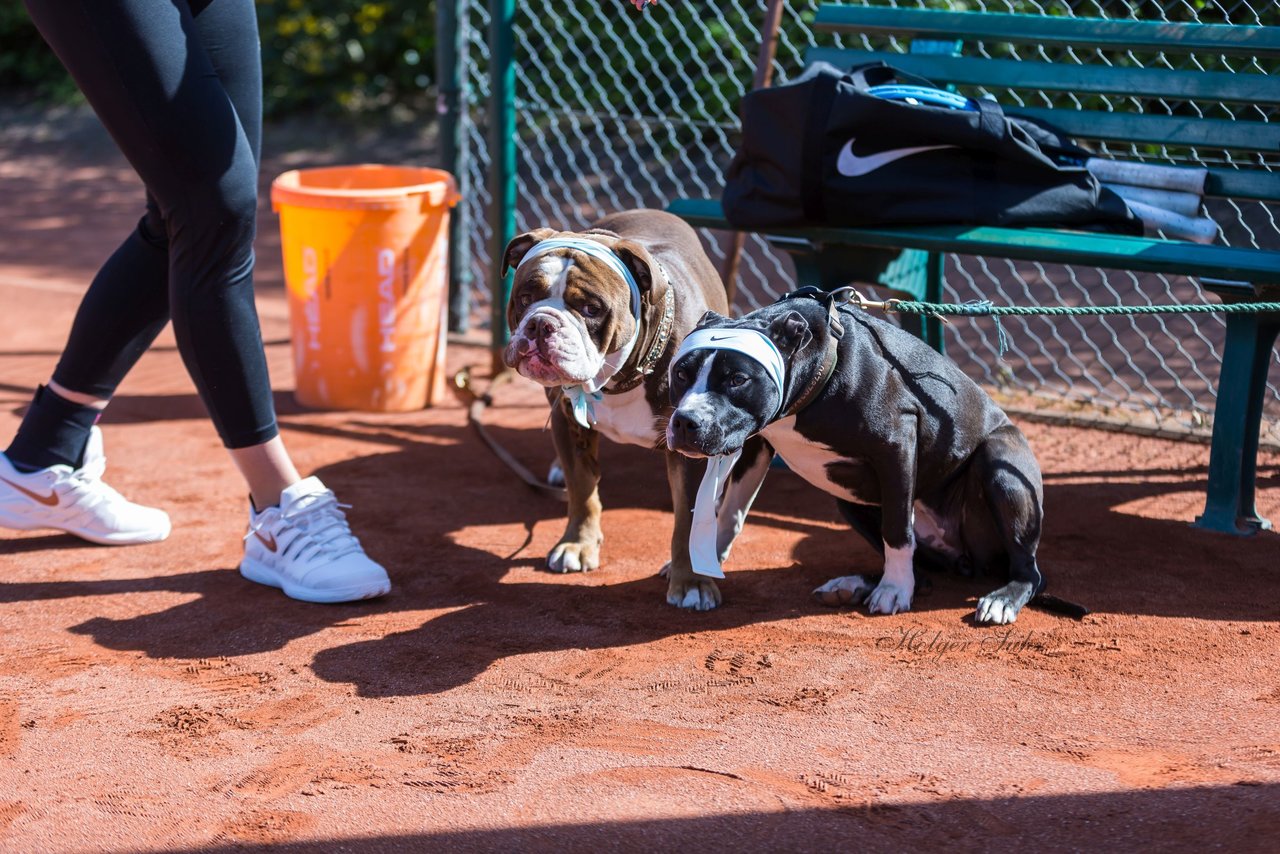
[666, 198, 1280, 286]
[814, 6, 1280, 58]
[1004, 106, 1280, 160]
[803, 48, 1280, 106]
[1206, 169, 1280, 203]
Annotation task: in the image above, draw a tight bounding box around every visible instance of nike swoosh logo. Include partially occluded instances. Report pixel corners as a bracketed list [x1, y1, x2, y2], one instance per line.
[836, 138, 958, 177]
[0, 475, 59, 507]
[254, 531, 278, 552]
[707, 335, 735, 342]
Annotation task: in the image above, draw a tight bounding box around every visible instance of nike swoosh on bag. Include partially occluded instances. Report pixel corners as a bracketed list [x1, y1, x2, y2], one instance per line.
[836, 138, 958, 177]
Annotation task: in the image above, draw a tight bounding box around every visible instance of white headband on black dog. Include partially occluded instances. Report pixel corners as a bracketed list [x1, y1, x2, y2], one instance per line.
[671, 327, 787, 579]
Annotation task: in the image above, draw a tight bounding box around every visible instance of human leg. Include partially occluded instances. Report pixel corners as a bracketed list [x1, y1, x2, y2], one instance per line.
[10, 2, 388, 598]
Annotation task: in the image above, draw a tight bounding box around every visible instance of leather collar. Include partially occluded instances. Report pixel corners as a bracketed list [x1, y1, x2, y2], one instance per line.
[605, 276, 676, 395]
[777, 286, 844, 419]
[781, 328, 838, 418]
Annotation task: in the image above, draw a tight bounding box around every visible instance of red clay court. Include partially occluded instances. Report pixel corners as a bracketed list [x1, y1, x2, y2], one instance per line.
[1, 109, 1278, 851]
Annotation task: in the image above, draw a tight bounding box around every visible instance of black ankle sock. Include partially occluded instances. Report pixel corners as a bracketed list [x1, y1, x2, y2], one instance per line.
[4, 385, 101, 470]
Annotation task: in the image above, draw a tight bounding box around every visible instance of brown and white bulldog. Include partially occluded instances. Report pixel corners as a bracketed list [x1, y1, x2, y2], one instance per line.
[502, 209, 772, 609]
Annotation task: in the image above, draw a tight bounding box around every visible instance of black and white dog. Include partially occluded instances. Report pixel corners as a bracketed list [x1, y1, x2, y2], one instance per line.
[502, 210, 771, 610]
[666, 291, 1048, 625]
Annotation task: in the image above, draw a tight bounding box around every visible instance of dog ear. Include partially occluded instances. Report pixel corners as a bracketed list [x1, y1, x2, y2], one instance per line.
[696, 310, 729, 329]
[609, 240, 655, 295]
[766, 310, 813, 355]
[501, 228, 557, 277]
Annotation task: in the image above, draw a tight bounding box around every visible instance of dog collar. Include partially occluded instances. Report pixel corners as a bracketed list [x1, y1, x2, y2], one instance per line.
[607, 283, 676, 395]
[781, 332, 839, 418]
[774, 286, 845, 420]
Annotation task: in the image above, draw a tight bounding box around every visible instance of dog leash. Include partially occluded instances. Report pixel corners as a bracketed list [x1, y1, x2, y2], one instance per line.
[453, 366, 568, 503]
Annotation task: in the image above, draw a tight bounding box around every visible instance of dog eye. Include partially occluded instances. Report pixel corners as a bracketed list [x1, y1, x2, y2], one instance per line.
[580, 301, 603, 318]
[517, 292, 533, 308]
[728, 373, 749, 388]
[674, 368, 688, 384]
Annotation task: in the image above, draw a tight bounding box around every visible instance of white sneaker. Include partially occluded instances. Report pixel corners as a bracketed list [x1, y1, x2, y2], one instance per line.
[0, 426, 171, 545]
[239, 476, 391, 604]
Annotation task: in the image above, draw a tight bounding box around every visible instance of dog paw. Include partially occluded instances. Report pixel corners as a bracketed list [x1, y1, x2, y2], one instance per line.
[547, 539, 600, 573]
[866, 581, 912, 616]
[975, 592, 1024, 625]
[813, 575, 876, 607]
[667, 578, 721, 611]
[974, 581, 1033, 625]
[547, 460, 565, 488]
[975, 596, 1018, 625]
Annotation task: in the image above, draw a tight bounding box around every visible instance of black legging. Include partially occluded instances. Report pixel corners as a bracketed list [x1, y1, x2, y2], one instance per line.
[24, 0, 277, 449]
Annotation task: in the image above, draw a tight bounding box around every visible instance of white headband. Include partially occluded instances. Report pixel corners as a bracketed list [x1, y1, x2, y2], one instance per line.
[673, 327, 787, 416]
[516, 237, 641, 321]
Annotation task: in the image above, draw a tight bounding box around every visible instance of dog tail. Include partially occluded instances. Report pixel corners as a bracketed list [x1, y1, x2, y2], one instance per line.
[1030, 592, 1089, 620]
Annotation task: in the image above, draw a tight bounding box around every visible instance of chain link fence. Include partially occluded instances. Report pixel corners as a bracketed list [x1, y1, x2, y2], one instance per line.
[449, 0, 1280, 446]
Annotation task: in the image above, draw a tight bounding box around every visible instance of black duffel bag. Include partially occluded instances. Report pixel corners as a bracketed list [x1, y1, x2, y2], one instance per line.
[722, 61, 1138, 234]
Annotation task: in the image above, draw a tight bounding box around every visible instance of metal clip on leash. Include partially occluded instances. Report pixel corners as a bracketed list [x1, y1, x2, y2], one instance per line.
[830, 285, 933, 319]
[829, 286, 890, 311]
[830, 286, 962, 331]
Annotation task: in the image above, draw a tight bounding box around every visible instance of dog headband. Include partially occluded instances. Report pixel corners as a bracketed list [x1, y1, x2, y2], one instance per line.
[517, 237, 642, 320]
[673, 327, 787, 417]
[518, 237, 644, 428]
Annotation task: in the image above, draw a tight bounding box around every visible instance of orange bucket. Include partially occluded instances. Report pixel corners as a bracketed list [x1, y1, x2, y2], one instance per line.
[271, 164, 460, 411]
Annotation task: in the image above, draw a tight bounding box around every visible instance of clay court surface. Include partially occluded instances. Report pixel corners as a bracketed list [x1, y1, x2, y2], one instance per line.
[2, 108, 1279, 852]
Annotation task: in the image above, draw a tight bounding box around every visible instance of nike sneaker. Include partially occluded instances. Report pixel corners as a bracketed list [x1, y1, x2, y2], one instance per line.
[239, 476, 391, 604]
[0, 426, 171, 545]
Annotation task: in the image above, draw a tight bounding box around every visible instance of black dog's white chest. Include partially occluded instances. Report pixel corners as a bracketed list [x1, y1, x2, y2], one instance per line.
[761, 416, 960, 556]
[761, 416, 879, 503]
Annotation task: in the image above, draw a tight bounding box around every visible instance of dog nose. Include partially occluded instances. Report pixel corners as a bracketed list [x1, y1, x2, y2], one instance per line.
[670, 412, 700, 443]
[525, 316, 554, 339]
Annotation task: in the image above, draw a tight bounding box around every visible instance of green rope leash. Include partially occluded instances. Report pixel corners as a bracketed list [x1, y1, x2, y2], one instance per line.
[834, 288, 1280, 356]
[880, 299, 1280, 317]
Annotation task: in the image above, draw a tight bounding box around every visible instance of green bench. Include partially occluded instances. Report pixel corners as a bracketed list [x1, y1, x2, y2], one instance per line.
[668, 5, 1280, 536]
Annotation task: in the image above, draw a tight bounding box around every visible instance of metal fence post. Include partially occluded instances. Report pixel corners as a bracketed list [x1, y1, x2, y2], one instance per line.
[488, 0, 517, 371]
[437, 0, 473, 333]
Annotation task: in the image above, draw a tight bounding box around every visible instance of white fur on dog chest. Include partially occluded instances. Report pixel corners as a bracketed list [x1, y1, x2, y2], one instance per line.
[592, 382, 660, 448]
[760, 416, 864, 500]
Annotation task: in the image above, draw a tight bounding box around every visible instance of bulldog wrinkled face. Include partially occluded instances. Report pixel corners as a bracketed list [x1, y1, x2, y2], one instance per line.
[666, 346, 779, 458]
[503, 250, 636, 387]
